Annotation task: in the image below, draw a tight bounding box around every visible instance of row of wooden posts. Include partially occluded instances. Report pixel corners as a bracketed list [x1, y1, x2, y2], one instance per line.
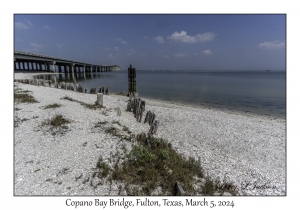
[126, 92, 160, 138]
[14, 79, 109, 95]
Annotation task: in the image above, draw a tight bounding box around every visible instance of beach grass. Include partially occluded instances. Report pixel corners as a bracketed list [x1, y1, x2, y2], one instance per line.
[43, 103, 61, 109]
[61, 96, 105, 110]
[111, 135, 204, 195]
[14, 87, 38, 104]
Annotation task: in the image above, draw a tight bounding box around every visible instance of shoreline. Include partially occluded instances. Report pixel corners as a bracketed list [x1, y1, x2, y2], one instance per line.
[14, 73, 286, 195]
[14, 71, 62, 80]
[15, 72, 286, 122]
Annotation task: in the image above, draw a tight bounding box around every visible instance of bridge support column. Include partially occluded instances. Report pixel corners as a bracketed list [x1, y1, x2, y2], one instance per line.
[52, 61, 56, 72]
[71, 63, 74, 74]
[83, 65, 85, 74]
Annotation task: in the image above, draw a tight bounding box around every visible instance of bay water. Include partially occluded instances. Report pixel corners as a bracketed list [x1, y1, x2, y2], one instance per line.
[35, 70, 286, 119]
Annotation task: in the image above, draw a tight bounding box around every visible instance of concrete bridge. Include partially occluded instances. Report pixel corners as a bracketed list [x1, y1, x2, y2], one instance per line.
[14, 51, 121, 73]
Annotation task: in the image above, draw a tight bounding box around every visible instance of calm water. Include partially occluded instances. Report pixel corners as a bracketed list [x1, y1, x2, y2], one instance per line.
[36, 70, 286, 119]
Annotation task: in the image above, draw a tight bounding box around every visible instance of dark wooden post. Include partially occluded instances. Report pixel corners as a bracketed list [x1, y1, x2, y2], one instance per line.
[128, 64, 136, 95]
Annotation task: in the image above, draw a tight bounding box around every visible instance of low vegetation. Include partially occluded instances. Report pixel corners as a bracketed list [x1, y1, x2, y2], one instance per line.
[41, 114, 70, 128]
[111, 135, 204, 195]
[40, 114, 71, 135]
[43, 103, 61, 109]
[14, 116, 29, 127]
[89, 127, 238, 196]
[61, 96, 105, 110]
[14, 87, 38, 104]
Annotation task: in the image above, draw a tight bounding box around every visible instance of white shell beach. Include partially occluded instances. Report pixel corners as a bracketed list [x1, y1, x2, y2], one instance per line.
[14, 73, 286, 196]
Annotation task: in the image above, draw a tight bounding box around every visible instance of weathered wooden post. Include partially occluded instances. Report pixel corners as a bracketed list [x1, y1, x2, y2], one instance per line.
[97, 93, 103, 106]
[128, 64, 136, 95]
[105, 87, 108, 95]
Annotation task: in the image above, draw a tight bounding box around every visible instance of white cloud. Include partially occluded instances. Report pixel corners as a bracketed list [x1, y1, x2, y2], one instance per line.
[174, 53, 188, 58]
[107, 54, 113, 59]
[105, 47, 110, 50]
[117, 38, 127, 44]
[258, 40, 285, 49]
[15, 22, 29, 29]
[24, 19, 33, 27]
[154, 36, 165, 43]
[29, 43, 43, 48]
[194, 53, 199, 56]
[44, 25, 50, 29]
[126, 52, 133, 56]
[163, 55, 170, 58]
[168, 31, 216, 43]
[144, 36, 148, 39]
[15, 19, 33, 29]
[203, 49, 213, 55]
[114, 47, 120, 51]
[129, 49, 136, 53]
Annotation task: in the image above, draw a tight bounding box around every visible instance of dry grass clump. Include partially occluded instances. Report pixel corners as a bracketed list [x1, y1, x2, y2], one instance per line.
[111, 135, 204, 195]
[43, 103, 61, 109]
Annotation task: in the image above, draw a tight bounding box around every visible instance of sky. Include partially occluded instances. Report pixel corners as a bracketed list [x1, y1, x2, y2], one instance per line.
[14, 14, 286, 71]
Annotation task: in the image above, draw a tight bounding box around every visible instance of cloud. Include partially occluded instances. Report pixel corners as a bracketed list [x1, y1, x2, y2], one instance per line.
[24, 19, 33, 27]
[117, 38, 127, 44]
[29, 43, 43, 48]
[15, 22, 29, 29]
[107, 54, 114, 59]
[129, 49, 136, 53]
[154, 36, 165, 43]
[144, 36, 148, 39]
[114, 47, 120, 51]
[163, 55, 170, 58]
[174, 53, 188, 58]
[203, 49, 213, 55]
[258, 40, 285, 49]
[194, 53, 198, 56]
[105, 47, 110, 50]
[16, 39, 23, 42]
[15, 19, 33, 29]
[168, 31, 216, 43]
[44, 25, 50, 29]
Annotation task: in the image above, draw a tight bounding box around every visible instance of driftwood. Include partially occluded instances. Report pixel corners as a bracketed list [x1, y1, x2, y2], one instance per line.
[105, 87, 108, 95]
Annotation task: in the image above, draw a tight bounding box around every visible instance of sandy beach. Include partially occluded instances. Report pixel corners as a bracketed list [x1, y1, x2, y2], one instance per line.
[14, 73, 286, 196]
